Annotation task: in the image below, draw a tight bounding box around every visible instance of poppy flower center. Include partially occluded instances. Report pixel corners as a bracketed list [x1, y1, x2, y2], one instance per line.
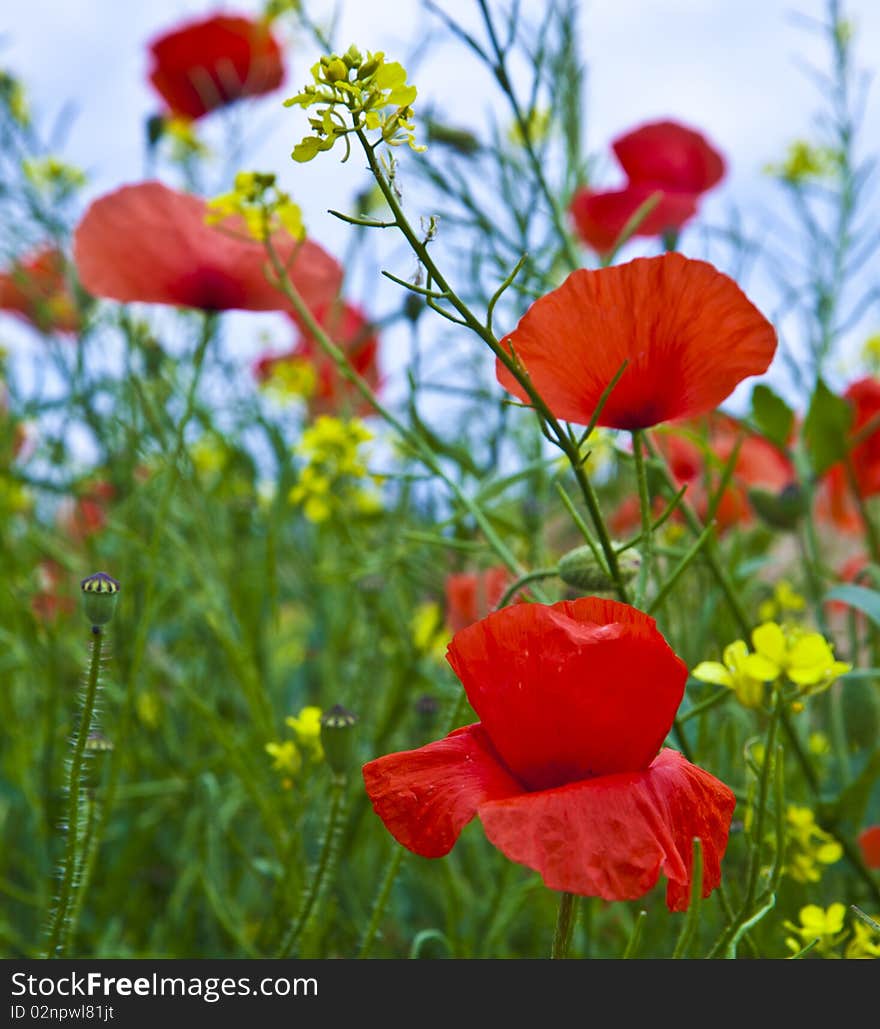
[174, 266, 249, 311]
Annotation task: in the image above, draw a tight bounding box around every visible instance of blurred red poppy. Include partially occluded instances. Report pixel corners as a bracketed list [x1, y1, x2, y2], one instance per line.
[0, 247, 81, 334]
[570, 120, 725, 255]
[363, 598, 735, 909]
[57, 480, 115, 542]
[496, 253, 776, 431]
[858, 825, 880, 869]
[32, 561, 76, 623]
[74, 182, 342, 314]
[255, 302, 381, 415]
[148, 13, 285, 121]
[445, 566, 511, 633]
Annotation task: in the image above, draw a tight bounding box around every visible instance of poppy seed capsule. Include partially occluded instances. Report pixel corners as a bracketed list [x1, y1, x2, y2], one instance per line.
[748, 482, 807, 530]
[557, 545, 641, 592]
[320, 704, 358, 776]
[80, 571, 120, 626]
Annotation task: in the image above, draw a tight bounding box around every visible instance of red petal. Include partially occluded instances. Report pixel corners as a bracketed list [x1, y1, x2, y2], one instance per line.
[0, 247, 80, 333]
[569, 185, 698, 254]
[73, 182, 342, 313]
[858, 825, 880, 869]
[362, 724, 523, 858]
[445, 566, 512, 632]
[148, 15, 284, 120]
[478, 748, 735, 909]
[612, 120, 726, 194]
[496, 253, 777, 430]
[844, 377, 880, 497]
[446, 598, 687, 791]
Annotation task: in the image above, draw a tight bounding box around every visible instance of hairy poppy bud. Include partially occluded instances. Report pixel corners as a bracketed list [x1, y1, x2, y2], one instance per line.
[557, 545, 641, 592]
[320, 704, 358, 776]
[80, 571, 120, 626]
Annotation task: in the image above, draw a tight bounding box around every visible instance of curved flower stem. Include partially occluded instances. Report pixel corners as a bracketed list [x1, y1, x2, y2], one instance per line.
[495, 568, 558, 610]
[631, 430, 653, 607]
[45, 626, 103, 958]
[263, 238, 541, 595]
[278, 772, 348, 957]
[550, 891, 577, 959]
[357, 848, 405, 959]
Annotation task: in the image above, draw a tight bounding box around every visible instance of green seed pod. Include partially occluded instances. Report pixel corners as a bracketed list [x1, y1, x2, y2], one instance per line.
[557, 545, 641, 592]
[320, 704, 358, 776]
[748, 483, 807, 530]
[80, 572, 120, 626]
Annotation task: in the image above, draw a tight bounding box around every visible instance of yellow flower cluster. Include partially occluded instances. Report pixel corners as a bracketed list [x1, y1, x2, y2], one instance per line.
[784, 903, 846, 956]
[259, 356, 317, 402]
[22, 156, 86, 198]
[757, 579, 806, 622]
[285, 45, 424, 162]
[0, 70, 29, 125]
[846, 918, 880, 959]
[206, 171, 305, 243]
[692, 621, 851, 707]
[764, 140, 842, 184]
[265, 705, 325, 786]
[784, 806, 843, 883]
[288, 416, 380, 523]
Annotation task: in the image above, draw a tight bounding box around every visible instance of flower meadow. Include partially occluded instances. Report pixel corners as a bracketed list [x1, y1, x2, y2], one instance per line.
[2, 0, 880, 964]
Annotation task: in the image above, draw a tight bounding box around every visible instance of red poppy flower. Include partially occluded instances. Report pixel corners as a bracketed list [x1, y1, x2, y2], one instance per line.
[363, 598, 735, 909]
[32, 561, 76, 622]
[858, 825, 880, 869]
[73, 182, 342, 314]
[57, 480, 115, 542]
[255, 302, 381, 414]
[0, 247, 81, 334]
[570, 120, 725, 255]
[839, 377, 880, 497]
[445, 566, 512, 633]
[496, 253, 777, 431]
[148, 14, 285, 121]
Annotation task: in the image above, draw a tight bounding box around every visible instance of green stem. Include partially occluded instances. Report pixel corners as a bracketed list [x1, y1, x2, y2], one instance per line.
[550, 891, 577, 959]
[279, 773, 348, 957]
[496, 568, 558, 609]
[632, 429, 653, 607]
[357, 848, 405, 959]
[45, 627, 103, 958]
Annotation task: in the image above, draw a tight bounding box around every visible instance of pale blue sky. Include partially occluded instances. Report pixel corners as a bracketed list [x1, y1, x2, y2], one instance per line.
[3, 0, 879, 413]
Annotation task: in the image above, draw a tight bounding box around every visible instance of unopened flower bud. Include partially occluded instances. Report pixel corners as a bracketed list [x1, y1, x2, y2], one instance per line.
[557, 545, 641, 592]
[80, 572, 120, 626]
[320, 704, 358, 775]
[324, 58, 349, 83]
[748, 482, 806, 530]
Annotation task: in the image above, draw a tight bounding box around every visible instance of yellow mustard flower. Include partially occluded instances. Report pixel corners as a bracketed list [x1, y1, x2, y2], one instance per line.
[785, 806, 843, 883]
[206, 170, 304, 243]
[692, 640, 765, 708]
[265, 739, 302, 774]
[286, 706, 324, 761]
[846, 918, 880, 959]
[744, 622, 851, 694]
[411, 601, 451, 662]
[784, 903, 847, 956]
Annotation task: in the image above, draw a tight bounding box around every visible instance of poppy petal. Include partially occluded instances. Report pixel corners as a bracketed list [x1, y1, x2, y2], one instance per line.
[73, 182, 342, 314]
[612, 120, 726, 194]
[477, 748, 735, 910]
[148, 15, 284, 120]
[569, 185, 698, 254]
[446, 598, 687, 791]
[496, 253, 777, 431]
[857, 826, 880, 870]
[362, 724, 523, 858]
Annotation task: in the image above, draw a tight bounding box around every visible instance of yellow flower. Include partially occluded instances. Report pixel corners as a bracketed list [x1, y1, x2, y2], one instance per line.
[784, 806, 843, 883]
[764, 140, 841, 183]
[784, 903, 847, 956]
[289, 417, 376, 523]
[845, 919, 880, 959]
[692, 640, 765, 708]
[286, 706, 324, 760]
[206, 170, 304, 243]
[411, 602, 450, 661]
[744, 622, 851, 694]
[265, 739, 302, 774]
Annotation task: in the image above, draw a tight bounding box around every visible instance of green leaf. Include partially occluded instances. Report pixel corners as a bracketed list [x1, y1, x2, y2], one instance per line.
[824, 584, 880, 627]
[836, 747, 880, 826]
[803, 379, 852, 476]
[751, 384, 794, 448]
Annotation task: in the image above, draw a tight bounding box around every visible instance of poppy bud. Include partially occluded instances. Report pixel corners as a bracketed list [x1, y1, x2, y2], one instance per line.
[320, 704, 358, 776]
[557, 545, 641, 592]
[748, 482, 806, 530]
[80, 572, 120, 626]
